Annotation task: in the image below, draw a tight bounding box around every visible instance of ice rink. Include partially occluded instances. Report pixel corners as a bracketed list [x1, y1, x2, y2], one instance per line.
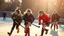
[0, 17, 64, 36]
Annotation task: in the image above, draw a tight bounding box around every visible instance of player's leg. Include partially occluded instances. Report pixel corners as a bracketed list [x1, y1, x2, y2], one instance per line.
[54, 23, 56, 30]
[40, 29, 44, 36]
[50, 22, 54, 29]
[7, 23, 16, 36]
[25, 33, 27, 36]
[45, 29, 48, 34]
[26, 23, 30, 36]
[24, 22, 28, 36]
[56, 24, 58, 29]
[28, 34, 30, 36]
[25, 22, 30, 36]
[56, 21, 58, 29]
[25, 28, 30, 36]
[16, 24, 20, 33]
[28, 28, 30, 36]
[25, 26, 27, 36]
[45, 22, 49, 34]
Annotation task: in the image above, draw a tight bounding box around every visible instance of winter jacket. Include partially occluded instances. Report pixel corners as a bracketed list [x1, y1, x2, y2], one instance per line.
[23, 13, 35, 25]
[38, 13, 50, 23]
[52, 13, 60, 21]
[11, 13, 22, 24]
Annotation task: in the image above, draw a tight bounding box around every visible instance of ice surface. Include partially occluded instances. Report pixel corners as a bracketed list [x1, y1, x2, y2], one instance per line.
[0, 17, 64, 36]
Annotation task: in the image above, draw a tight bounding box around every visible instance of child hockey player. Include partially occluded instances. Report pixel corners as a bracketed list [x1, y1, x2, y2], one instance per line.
[38, 10, 50, 36]
[51, 11, 60, 30]
[23, 9, 35, 36]
[7, 8, 22, 36]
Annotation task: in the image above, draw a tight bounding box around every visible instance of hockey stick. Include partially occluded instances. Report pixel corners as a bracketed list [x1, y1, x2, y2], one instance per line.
[32, 24, 40, 28]
[15, 21, 25, 28]
[20, 25, 25, 28]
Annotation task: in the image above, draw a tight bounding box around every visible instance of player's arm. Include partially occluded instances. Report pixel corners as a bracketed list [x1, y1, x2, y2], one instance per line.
[31, 14, 35, 23]
[38, 16, 41, 25]
[11, 13, 16, 21]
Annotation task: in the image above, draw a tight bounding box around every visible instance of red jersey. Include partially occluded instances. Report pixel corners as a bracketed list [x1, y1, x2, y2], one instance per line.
[38, 13, 50, 23]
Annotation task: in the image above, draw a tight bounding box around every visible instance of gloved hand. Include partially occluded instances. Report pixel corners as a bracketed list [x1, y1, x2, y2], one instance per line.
[28, 22, 31, 26]
[39, 23, 41, 25]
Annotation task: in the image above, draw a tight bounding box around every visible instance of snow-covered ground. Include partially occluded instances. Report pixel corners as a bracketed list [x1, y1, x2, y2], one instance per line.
[0, 17, 64, 36]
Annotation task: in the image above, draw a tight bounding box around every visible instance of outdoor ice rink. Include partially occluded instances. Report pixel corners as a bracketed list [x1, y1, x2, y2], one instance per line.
[0, 18, 64, 36]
